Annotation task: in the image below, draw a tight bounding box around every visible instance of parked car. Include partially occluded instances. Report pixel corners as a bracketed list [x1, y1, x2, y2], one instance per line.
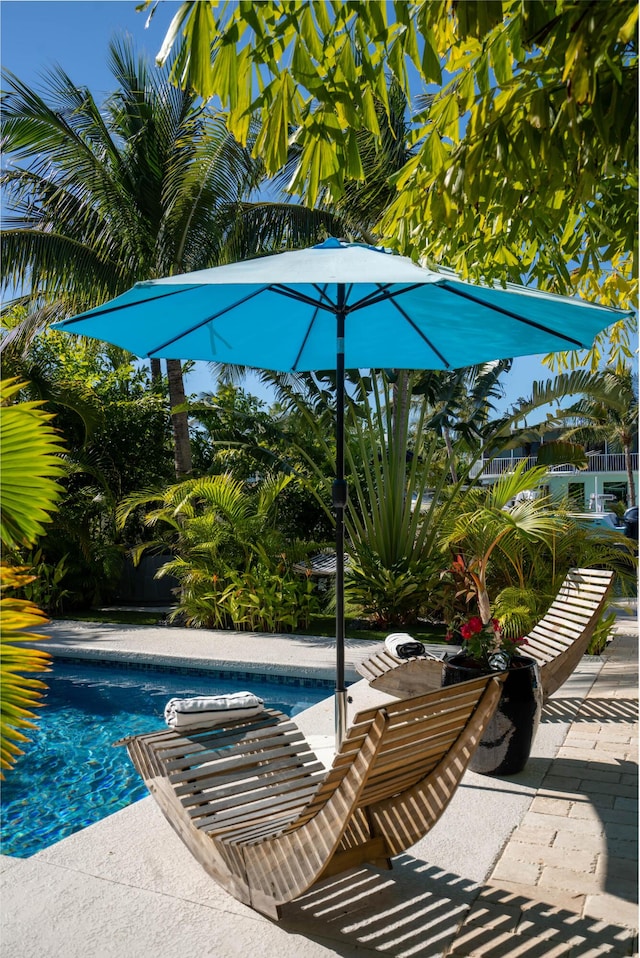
[623, 506, 638, 541]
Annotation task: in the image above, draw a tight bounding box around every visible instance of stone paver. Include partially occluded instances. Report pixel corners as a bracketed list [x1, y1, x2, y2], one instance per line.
[2, 604, 637, 957]
[447, 620, 638, 956]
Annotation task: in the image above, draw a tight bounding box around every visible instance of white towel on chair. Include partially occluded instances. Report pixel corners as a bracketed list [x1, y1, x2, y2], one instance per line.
[385, 633, 427, 660]
[164, 691, 264, 729]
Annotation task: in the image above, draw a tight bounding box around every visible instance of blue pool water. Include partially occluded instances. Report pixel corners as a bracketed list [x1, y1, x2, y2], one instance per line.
[1, 659, 330, 858]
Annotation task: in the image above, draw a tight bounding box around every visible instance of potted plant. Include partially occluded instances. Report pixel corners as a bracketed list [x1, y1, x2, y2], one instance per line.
[442, 608, 543, 776]
[439, 467, 564, 775]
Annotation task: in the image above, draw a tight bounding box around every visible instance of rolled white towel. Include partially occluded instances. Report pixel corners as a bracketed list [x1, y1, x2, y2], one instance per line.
[164, 691, 264, 730]
[385, 632, 427, 660]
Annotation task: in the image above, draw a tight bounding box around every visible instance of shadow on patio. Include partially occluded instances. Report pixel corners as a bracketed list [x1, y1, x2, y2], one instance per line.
[542, 696, 638, 723]
[281, 855, 636, 957]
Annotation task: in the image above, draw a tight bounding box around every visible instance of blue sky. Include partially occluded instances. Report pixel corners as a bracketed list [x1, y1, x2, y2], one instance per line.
[1, 1, 571, 410]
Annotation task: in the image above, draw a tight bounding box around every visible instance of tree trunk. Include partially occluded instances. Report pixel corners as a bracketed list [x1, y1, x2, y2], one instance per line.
[392, 370, 412, 505]
[166, 358, 192, 479]
[625, 442, 636, 507]
[150, 358, 162, 388]
[392, 370, 411, 459]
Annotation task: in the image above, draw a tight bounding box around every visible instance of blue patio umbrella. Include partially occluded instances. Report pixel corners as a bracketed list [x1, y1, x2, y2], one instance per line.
[52, 238, 631, 744]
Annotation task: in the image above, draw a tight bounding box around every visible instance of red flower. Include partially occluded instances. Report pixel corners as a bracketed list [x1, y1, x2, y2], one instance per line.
[491, 618, 501, 633]
[445, 630, 454, 642]
[460, 622, 473, 640]
[468, 616, 483, 634]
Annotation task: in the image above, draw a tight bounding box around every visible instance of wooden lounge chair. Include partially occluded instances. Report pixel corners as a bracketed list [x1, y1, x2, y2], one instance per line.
[357, 567, 614, 703]
[522, 566, 614, 698]
[117, 674, 504, 919]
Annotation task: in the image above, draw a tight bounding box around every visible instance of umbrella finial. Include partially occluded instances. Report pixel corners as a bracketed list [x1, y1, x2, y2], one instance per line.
[313, 237, 345, 249]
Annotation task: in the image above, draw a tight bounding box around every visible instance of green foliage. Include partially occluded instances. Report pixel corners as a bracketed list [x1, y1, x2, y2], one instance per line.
[343, 372, 462, 626]
[0, 379, 67, 548]
[491, 586, 545, 639]
[0, 566, 52, 779]
[0, 379, 65, 776]
[2, 341, 177, 609]
[17, 549, 72, 616]
[347, 561, 434, 629]
[198, 567, 320, 632]
[586, 609, 617, 656]
[149, 0, 637, 364]
[193, 376, 336, 542]
[119, 472, 321, 632]
[440, 462, 570, 625]
[252, 365, 635, 630]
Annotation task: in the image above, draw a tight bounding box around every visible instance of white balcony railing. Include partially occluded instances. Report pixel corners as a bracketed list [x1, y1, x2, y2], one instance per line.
[470, 453, 639, 479]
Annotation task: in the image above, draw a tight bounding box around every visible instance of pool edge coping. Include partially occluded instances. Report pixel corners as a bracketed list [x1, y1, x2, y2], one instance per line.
[44, 644, 361, 685]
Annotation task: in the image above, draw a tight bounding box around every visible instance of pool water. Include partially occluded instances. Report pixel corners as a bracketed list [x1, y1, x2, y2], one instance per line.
[1, 660, 330, 858]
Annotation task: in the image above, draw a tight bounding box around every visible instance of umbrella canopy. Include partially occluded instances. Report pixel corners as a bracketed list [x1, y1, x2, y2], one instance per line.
[53, 238, 626, 371]
[52, 238, 631, 745]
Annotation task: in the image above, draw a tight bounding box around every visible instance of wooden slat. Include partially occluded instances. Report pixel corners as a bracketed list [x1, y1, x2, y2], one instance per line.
[159, 717, 298, 764]
[174, 755, 324, 799]
[190, 781, 322, 829]
[181, 763, 324, 812]
[168, 743, 316, 788]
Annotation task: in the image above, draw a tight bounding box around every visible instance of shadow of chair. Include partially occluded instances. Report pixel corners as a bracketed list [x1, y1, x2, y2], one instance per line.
[279, 854, 637, 957]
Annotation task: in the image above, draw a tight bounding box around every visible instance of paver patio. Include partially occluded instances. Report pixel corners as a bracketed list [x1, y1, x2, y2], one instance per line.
[1, 602, 636, 956]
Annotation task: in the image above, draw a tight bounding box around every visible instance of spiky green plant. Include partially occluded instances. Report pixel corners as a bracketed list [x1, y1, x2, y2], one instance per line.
[1, 378, 66, 776]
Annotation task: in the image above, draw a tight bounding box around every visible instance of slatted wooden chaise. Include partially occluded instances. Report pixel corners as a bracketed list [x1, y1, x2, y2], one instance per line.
[357, 567, 614, 703]
[117, 674, 504, 919]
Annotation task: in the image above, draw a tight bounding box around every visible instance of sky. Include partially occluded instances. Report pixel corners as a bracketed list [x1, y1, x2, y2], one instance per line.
[0, 1, 583, 412]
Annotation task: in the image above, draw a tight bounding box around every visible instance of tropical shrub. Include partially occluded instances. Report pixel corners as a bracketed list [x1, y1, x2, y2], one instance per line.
[437, 461, 637, 640]
[586, 609, 618, 656]
[118, 472, 321, 632]
[343, 373, 484, 627]
[2, 333, 176, 609]
[205, 566, 320, 632]
[439, 463, 566, 626]
[16, 549, 72, 616]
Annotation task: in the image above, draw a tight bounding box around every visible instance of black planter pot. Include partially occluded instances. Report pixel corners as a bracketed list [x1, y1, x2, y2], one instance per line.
[442, 653, 543, 776]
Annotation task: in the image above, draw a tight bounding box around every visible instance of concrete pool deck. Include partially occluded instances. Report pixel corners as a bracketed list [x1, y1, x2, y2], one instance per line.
[1, 603, 637, 957]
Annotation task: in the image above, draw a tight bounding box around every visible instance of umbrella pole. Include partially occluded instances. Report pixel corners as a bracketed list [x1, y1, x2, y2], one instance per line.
[333, 289, 348, 749]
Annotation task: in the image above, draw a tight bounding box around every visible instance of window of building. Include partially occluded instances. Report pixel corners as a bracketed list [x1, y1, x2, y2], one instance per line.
[603, 481, 628, 507]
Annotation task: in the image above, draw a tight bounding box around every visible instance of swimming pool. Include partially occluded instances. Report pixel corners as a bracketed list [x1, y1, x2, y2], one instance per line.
[1, 659, 331, 858]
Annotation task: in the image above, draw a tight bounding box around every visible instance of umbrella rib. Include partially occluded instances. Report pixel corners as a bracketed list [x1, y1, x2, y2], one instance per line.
[271, 283, 337, 312]
[147, 285, 272, 355]
[440, 283, 587, 348]
[285, 284, 328, 371]
[351, 284, 451, 368]
[58, 284, 209, 325]
[348, 282, 423, 312]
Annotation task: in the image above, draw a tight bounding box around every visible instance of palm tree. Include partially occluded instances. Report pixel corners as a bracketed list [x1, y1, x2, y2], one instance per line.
[560, 366, 638, 507]
[1, 37, 311, 477]
[441, 462, 566, 626]
[411, 361, 512, 483]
